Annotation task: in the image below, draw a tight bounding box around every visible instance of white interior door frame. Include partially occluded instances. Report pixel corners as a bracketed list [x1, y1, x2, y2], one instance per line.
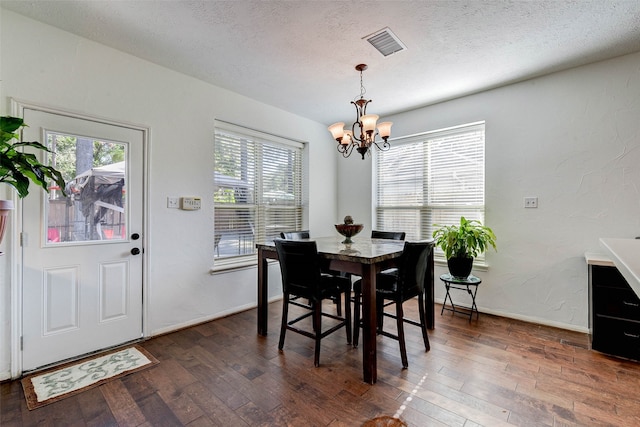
[9, 98, 151, 379]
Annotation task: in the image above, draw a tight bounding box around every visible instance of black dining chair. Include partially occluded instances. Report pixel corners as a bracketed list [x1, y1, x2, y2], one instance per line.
[274, 239, 352, 367]
[346, 229, 407, 312]
[280, 230, 310, 240]
[371, 230, 406, 241]
[352, 240, 433, 368]
[281, 229, 348, 315]
[371, 230, 405, 276]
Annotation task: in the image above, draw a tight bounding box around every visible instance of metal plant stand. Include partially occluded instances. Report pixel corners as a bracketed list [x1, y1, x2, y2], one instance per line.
[440, 273, 482, 322]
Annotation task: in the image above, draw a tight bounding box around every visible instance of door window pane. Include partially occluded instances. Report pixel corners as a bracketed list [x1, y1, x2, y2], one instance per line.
[45, 131, 127, 243]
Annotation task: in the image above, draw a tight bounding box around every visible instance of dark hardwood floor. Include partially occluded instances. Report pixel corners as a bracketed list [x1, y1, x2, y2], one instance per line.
[2, 299, 640, 426]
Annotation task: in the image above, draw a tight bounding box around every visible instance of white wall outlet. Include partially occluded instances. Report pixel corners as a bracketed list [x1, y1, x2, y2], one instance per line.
[167, 197, 179, 208]
[524, 197, 538, 208]
[180, 197, 202, 210]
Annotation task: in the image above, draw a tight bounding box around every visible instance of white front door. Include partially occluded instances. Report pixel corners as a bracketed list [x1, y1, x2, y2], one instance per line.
[20, 108, 145, 371]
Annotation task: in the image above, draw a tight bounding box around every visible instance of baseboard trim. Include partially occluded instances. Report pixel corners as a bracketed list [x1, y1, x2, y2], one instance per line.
[434, 298, 589, 334]
[148, 295, 284, 337]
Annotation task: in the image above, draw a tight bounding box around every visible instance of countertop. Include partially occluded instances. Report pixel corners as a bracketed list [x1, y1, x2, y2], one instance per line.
[598, 238, 640, 298]
[584, 252, 615, 267]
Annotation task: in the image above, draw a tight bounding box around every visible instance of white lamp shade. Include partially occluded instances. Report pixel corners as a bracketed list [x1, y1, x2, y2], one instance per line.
[341, 130, 353, 145]
[328, 122, 345, 140]
[361, 114, 379, 133]
[377, 121, 393, 138]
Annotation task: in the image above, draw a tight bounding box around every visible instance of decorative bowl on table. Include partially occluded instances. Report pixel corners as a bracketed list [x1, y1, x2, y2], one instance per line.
[335, 215, 364, 244]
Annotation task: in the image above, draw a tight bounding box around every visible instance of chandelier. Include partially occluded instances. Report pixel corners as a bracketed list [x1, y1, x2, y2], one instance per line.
[328, 64, 392, 159]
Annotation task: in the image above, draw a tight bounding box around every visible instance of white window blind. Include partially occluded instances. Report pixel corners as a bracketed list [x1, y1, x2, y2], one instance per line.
[375, 122, 486, 260]
[214, 122, 303, 267]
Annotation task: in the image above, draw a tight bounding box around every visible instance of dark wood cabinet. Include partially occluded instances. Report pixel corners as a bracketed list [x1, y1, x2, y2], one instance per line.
[589, 264, 640, 361]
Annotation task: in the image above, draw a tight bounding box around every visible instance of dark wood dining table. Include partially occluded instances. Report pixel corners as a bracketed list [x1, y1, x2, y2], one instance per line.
[256, 236, 435, 384]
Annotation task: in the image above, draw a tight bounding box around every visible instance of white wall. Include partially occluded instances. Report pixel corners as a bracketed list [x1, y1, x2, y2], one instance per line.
[4, 7, 640, 380]
[339, 52, 640, 331]
[0, 9, 338, 379]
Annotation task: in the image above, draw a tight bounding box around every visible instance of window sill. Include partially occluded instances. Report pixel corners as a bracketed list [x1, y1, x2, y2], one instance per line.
[209, 257, 260, 274]
[210, 256, 282, 274]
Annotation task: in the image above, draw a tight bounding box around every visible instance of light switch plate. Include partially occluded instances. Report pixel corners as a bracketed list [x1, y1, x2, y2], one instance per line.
[167, 197, 179, 208]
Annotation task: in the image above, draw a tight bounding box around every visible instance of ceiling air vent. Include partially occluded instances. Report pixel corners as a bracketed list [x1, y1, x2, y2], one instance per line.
[363, 27, 407, 57]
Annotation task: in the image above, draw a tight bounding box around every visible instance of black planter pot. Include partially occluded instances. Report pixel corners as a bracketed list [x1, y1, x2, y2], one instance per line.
[447, 256, 473, 279]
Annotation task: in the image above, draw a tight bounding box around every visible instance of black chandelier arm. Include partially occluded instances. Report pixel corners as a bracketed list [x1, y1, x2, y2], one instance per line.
[353, 127, 382, 146]
[336, 136, 389, 159]
[351, 100, 360, 119]
[370, 139, 391, 152]
[351, 121, 365, 143]
[336, 127, 390, 156]
[351, 98, 370, 119]
[336, 141, 356, 158]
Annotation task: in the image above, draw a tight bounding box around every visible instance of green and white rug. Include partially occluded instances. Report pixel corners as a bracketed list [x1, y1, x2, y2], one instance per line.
[21, 345, 158, 410]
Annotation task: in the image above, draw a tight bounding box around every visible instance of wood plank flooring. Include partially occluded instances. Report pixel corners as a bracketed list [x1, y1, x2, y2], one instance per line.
[2, 300, 640, 426]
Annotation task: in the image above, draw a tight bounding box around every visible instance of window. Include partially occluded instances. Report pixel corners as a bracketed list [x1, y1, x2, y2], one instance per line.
[214, 121, 304, 268]
[46, 131, 127, 243]
[375, 121, 486, 260]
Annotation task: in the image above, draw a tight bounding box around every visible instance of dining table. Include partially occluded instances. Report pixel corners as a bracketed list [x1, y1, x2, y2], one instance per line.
[256, 236, 435, 384]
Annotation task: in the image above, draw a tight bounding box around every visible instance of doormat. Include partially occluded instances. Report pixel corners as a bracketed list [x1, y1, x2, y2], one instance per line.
[21, 345, 158, 410]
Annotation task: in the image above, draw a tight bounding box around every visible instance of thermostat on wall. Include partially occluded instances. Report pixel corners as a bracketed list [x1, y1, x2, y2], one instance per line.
[180, 197, 201, 210]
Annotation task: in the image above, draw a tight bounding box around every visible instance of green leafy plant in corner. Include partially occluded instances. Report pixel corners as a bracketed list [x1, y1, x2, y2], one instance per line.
[432, 216, 497, 259]
[0, 116, 66, 198]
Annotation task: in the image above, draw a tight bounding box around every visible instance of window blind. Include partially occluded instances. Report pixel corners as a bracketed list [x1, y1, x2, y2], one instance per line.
[375, 122, 486, 259]
[214, 123, 303, 266]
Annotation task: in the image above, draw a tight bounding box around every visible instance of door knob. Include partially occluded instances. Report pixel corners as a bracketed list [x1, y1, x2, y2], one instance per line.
[131, 233, 140, 240]
[131, 247, 141, 255]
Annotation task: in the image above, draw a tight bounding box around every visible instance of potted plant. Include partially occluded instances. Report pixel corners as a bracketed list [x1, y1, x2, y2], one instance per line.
[432, 216, 497, 279]
[0, 116, 66, 250]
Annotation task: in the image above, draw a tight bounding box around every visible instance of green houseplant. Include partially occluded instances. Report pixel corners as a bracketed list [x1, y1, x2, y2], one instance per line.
[0, 116, 66, 250]
[432, 216, 497, 278]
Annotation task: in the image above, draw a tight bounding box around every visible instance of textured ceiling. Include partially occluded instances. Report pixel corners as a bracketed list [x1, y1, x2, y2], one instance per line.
[3, 1, 640, 127]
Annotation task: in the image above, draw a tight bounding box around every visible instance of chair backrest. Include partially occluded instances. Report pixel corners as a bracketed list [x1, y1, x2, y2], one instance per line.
[396, 241, 434, 298]
[274, 239, 322, 299]
[280, 230, 310, 240]
[371, 230, 406, 240]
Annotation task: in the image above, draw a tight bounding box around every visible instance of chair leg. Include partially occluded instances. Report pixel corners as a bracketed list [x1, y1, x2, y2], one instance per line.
[279, 294, 290, 350]
[376, 297, 384, 334]
[396, 299, 408, 369]
[353, 290, 361, 347]
[344, 291, 352, 345]
[313, 300, 322, 367]
[335, 296, 342, 316]
[417, 293, 430, 351]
